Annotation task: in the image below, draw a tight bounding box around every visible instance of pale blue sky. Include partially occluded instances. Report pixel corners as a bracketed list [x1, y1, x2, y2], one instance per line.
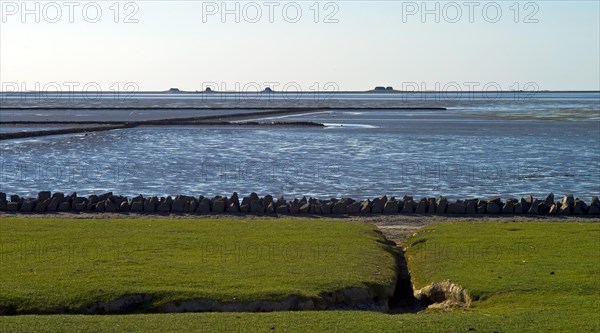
[1, 1, 599, 91]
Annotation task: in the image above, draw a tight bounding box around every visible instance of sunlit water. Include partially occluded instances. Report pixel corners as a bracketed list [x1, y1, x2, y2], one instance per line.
[0, 92, 598, 199]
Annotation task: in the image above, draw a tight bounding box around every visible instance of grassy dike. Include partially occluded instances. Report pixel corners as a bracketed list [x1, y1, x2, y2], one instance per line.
[1, 220, 599, 332]
[0, 218, 397, 313]
[402, 221, 600, 330]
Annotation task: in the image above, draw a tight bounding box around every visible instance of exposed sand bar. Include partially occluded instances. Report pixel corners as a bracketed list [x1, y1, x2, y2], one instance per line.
[0, 106, 447, 110]
[0, 124, 130, 140]
[0, 108, 348, 140]
[0, 106, 446, 123]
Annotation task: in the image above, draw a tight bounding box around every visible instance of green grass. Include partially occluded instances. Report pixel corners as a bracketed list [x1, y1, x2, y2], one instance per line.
[0, 310, 576, 333]
[0, 218, 397, 313]
[1, 220, 599, 332]
[403, 221, 600, 330]
[403, 222, 600, 302]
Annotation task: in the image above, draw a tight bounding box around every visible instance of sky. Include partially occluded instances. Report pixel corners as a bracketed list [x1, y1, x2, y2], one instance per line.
[1, 1, 599, 92]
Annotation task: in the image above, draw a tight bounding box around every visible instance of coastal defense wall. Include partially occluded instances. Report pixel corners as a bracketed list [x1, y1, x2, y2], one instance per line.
[1, 192, 598, 215]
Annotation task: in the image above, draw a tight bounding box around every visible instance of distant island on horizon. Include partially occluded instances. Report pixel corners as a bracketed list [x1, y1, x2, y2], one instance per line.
[154, 88, 595, 94]
[3, 88, 600, 94]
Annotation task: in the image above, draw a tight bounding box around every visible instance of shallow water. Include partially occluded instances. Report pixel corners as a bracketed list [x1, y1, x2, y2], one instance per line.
[1, 92, 598, 199]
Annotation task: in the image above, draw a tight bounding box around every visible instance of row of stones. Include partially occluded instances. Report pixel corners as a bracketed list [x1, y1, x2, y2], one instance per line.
[1, 192, 599, 215]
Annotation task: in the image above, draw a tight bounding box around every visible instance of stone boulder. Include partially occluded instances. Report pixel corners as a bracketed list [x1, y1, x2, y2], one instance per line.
[346, 201, 361, 214]
[197, 199, 211, 214]
[415, 199, 427, 214]
[465, 201, 477, 214]
[558, 201, 571, 215]
[289, 200, 300, 214]
[527, 199, 542, 214]
[186, 199, 199, 213]
[561, 194, 575, 208]
[486, 202, 501, 214]
[250, 200, 264, 214]
[360, 200, 371, 214]
[427, 198, 437, 214]
[371, 198, 385, 213]
[144, 198, 157, 213]
[130, 201, 144, 212]
[401, 200, 415, 214]
[106, 199, 120, 212]
[58, 201, 71, 211]
[98, 192, 113, 201]
[20, 200, 35, 212]
[276, 204, 289, 214]
[447, 201, 466, 214]
[558, 195, 574, 214]
[588, 196, 600, 215]
[47, 197, 62, 211]
[323, 202, 334, 214]
[227, 192, 240, 213]
[502, 201, 514, 214]
[513, 202, 523, 214]
[211, 197, 226, 213]
[476, 200, 487, 214]
[299, 196, 308, 205]
[95, 200, 106, 212]
[544, 193, 555, 207]
[275, 196, 287, 208]
[120, 201, 130, 212]
[156, 201, 171, 213]
[72, 197, 87, 208]
[249, 192, 260, 202]
[588, 205, 600, 215]
[383, 200, 399, 214]
[171, 196, 187, 213]
[399, 199, 411, 213]
[299, 202, 311, 214]
[312, 203, 322, 215]
[37, 191, 51, 202]
[332, 201, 346, 214]
[518, 198, 529, 213]
[264, 195, 273, 209]
[524, 195, 534, 205]
[435, 197, 448, 214]
[573, 199, 587, 215]
[265, 202, 275, 214]
[88, 195, 100, 204]
[34, 198, 51, 212]
[7, 202, 19, 211]
[240, 196, 250, 213]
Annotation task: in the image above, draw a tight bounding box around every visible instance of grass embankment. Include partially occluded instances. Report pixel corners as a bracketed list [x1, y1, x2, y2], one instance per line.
[1, 221, 599, 332]
[0, 218, 397, 313]
[403, 222, 600, 330]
